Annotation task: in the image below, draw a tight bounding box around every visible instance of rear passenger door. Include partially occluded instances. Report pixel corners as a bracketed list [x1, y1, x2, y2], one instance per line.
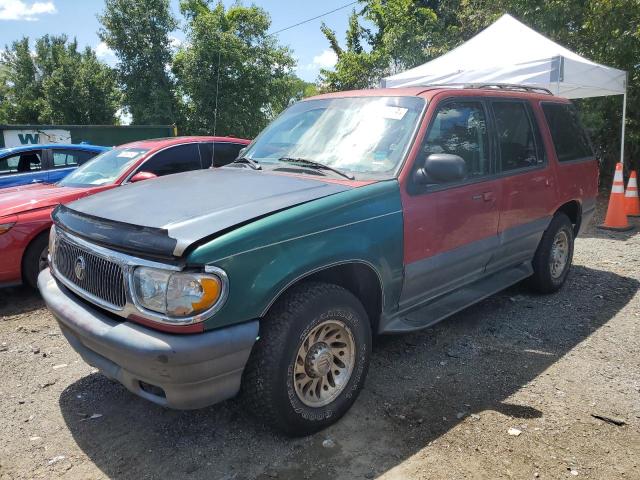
[46, 149, 100, 183]
[488, 99, 556, 274]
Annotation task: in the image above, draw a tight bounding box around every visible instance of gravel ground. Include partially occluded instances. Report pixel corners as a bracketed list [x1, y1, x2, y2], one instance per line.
[0, 196, 639, 480]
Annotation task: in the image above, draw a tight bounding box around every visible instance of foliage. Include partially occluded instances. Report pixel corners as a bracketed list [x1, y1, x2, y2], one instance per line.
[1, 38, 40, 123]
[99, 0, 179, 125]
[0, 35, 119, 124]
[321, 0, 640, 179]
[320, 1, 455, 90]
[0, 64, 9, 123]
[173, 1, 299, 138]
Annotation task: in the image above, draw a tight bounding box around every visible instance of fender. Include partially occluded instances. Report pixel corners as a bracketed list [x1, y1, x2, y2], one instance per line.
[259, 258, 385, 318]
[186, 180, 406, 331]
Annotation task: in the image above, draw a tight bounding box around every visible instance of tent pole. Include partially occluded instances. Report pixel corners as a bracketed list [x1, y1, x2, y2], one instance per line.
[620, 87, 627, 165]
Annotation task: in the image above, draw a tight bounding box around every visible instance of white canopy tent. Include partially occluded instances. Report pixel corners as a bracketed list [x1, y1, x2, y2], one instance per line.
[382, 14, 628, 162]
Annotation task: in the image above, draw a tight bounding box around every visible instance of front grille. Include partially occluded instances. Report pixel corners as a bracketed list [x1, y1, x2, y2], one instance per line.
[53, 235, 127, 309]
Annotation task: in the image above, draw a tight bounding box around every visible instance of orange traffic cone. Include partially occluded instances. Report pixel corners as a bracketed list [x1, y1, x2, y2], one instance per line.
[599, 163, 633, 231]
[625, 171, 640, 217]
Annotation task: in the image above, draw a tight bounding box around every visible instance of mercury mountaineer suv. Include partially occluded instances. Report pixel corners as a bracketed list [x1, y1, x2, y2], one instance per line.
[39, 85, 598, 436]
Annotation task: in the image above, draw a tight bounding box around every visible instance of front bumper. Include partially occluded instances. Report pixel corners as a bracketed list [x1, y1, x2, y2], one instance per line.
[38, 268, 258, 409]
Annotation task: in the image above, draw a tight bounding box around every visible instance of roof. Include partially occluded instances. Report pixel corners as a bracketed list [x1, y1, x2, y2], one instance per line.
[0, 143, 109, 155]
[119, 136, 251, 150]
[307, 85, 571, 103]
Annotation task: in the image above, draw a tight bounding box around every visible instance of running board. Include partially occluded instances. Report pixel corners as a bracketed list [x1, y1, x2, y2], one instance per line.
[381, 262, 533, 334]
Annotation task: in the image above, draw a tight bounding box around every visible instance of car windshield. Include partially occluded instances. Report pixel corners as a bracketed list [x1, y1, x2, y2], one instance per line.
[58, 147, 149, 187]
[241, 96, 425, 178]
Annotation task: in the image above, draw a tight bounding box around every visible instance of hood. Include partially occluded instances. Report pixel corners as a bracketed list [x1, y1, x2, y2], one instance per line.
[0, 183, 90, 218]
[58, 168, 353, 257]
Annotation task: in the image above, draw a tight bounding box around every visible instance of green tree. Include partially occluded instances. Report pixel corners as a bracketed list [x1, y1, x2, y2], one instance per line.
[36, 35, 119, 124]
[173, 1, 298, 137]
[1, 35, 119, 125]
[320, 0, 451, 90]
[99, 0, 179, 125]
[1, 37, 41, 123]
[0, 64, 12, 123]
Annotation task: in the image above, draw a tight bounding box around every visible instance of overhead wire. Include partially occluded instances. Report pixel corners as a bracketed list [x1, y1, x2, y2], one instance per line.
[268, 1, 358, 36]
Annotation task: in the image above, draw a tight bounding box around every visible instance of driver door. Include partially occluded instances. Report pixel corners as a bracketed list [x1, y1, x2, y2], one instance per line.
[400, 98, 501, 310]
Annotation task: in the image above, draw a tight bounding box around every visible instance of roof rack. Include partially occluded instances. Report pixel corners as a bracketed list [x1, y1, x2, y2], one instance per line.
[465, 83, 554, 95]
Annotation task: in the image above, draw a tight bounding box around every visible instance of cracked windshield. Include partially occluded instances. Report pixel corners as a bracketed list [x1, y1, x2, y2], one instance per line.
[243, 96, 425, 178]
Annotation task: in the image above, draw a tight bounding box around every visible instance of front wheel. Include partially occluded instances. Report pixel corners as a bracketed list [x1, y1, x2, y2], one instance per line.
[529, 212, 574, 293]
[242, 282, 372, 436]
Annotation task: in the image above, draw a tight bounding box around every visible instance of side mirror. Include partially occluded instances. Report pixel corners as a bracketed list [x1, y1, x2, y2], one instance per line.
[237, 147, 247, 158]
[130, 171, 157, 183]
[415, 153, 467, 185]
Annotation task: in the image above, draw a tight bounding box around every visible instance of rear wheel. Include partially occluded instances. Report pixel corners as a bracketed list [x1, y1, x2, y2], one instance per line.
[23, 232, 49, 289]
[242, 282, 372, 436]
[529, 213, 574, 293]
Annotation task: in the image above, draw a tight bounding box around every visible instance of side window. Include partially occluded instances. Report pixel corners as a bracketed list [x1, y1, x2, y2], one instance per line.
[52, 149, 98, 168]
[139, 143, 202, 177]
[542, 103, 593, 162]
[212, 142, 245, 167]
[492, 101, 542, 171]
[420, 101, 490, 182]
[0, 151, 42, 175]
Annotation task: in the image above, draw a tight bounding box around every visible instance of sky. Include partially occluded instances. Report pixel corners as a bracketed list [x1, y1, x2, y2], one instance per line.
[0, 0, 354, 82]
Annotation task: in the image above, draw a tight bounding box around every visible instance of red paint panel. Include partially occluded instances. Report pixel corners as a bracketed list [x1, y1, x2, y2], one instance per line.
[497, 168, 555, 234]
[398, 91, 502, 265]
[531, 100, 599, 209]
[402, 180, 501, 265]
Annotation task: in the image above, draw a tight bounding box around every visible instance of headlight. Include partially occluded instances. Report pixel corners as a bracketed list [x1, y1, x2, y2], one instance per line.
[132, 267, 226, 320]
[48, 225, 57, 262]
[0, 222, 15, 235]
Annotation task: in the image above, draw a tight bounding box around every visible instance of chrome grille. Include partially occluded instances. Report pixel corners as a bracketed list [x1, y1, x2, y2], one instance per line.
[53, 235, 127, 309]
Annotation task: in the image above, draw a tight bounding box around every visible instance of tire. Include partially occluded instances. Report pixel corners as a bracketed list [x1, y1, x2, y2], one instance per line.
[528, 213, 574, 293]
[23, 231, 49, 289]
[242, 281, 372, 436]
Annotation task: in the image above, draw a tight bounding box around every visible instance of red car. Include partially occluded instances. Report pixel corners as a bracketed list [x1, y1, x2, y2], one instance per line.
[0, 136, 250, 288]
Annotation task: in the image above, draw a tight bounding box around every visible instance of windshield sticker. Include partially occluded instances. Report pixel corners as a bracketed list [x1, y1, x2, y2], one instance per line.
[116, 151, 139, 158]
[381, 106, 408, 120]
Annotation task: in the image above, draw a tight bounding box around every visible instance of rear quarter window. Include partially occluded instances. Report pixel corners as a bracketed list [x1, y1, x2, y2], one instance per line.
[542, 103, 593, 162]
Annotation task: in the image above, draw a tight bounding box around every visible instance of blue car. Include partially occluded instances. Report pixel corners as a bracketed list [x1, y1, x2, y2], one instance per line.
[0, 143, 110, 189]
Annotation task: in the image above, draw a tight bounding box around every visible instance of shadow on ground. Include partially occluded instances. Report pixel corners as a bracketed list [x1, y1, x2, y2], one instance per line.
[58, 265, 638, 479]
[0, 286, 44, 317]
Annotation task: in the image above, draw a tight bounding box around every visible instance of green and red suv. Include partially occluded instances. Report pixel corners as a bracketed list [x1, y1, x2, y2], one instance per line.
[39, 86, 598, 435]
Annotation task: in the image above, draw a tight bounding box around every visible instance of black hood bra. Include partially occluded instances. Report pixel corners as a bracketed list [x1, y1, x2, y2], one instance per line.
[55, 168, 352, 258]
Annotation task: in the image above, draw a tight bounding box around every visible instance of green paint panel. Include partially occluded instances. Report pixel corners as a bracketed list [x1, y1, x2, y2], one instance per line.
[187, 180, 405, 331]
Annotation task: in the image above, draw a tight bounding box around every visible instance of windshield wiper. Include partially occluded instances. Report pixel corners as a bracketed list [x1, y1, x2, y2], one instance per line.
[278, 157, 354, 180]
[231, 156, 262, 170]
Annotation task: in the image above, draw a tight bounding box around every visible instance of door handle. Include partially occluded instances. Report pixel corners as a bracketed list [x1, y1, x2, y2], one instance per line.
[472, 192, 495, 202]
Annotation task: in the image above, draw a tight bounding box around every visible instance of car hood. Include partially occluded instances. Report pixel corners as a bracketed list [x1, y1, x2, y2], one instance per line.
[0, 183, 91, 218]
[59, 168, 353, 257]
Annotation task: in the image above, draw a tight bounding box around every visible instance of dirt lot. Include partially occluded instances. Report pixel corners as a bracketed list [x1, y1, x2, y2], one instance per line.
[1, 197, 639, 480]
